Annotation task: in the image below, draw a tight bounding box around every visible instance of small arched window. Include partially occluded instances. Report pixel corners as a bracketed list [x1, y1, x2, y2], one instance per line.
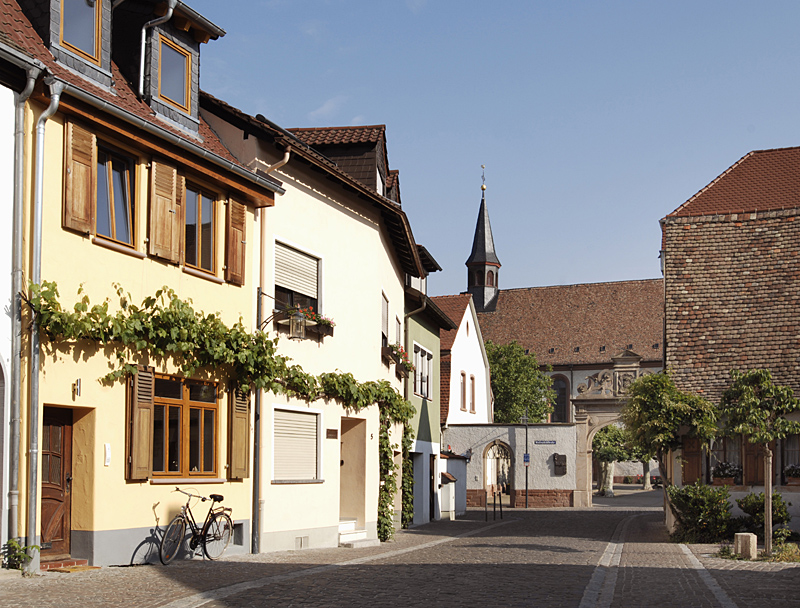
[486, 270, 494, 286]
[551, 376, 570, 423]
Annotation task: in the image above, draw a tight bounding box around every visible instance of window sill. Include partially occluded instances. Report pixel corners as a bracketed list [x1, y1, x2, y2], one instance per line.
[271, 479, 324, 485]
[150, 477, 226, 485]
[183, 266, 224, 284]
[92, 236, 146, 259]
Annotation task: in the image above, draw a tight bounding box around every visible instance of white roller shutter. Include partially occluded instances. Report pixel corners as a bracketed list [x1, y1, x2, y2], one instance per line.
[275, 243, 318, 299]
[274, 409, 318, 480]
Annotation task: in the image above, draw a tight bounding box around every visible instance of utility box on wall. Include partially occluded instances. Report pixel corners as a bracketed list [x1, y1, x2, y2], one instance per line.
[554, 453, 567, 476]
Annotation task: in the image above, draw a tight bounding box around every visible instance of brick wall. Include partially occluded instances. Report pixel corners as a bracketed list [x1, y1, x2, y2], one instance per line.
[512, 489, 573, 508]
[663, 208, 800, 403]
[466, 489, 485, 507]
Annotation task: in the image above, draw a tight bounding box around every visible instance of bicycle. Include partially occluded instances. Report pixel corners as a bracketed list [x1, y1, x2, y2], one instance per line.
[159, 487, 233, 564]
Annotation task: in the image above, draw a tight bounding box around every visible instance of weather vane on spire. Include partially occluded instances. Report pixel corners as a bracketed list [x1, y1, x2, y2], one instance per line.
[481, 164, 486, 191]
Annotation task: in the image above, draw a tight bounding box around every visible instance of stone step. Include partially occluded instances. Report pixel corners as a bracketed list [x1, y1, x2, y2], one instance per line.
[339, 537, 380, 549]
[339, 528, 367, 543]
[338, 518, 358, 533]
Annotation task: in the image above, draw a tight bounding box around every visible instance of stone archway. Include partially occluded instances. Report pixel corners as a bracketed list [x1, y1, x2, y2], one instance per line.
[572, 351, 650, 507]
[484, 440, 513, 505]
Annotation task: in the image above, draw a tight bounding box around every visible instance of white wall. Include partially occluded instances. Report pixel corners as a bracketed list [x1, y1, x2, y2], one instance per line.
[411, 439, 440, 525]
[446, 301, 491, 425]
[0, 84, 14, 545]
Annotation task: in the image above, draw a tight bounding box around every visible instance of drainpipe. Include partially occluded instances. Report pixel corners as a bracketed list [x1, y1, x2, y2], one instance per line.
[27, 77, 63, 571]
[139, 0, 176, 99]
[252, 148, 290, 554]
[9, 65, 41, 544]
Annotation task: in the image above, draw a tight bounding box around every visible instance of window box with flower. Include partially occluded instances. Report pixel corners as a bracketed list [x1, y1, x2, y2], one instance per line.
[711, 461, 742, 486]
[274, 306, 335, 338]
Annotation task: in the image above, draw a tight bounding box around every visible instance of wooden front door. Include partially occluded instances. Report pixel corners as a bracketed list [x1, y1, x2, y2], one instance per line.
[682, 437, 702, 484]
[41, 407, 73, 559]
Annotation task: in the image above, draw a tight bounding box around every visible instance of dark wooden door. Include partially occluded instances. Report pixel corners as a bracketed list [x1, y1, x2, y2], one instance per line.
[682, 437, 702, 484]
[744, 441, 775, 485]
[41, 407, 72, 559]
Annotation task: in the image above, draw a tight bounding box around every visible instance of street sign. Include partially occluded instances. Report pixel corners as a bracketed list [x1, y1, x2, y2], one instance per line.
[534, 440, 556, 445]
[524, 453, 530, 466]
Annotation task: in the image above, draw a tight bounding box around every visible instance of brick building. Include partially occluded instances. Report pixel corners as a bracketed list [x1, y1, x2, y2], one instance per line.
[662, 146, 800, 487]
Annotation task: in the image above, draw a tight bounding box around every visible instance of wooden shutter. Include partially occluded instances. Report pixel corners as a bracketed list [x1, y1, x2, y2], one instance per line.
[275, 243, 318, 298]
[128, 366, 154, 480]
[681, 437, 702, 484]
[225, 199, 246, 286]
[149, 160, 182, 262]
[274, 409, 317, 480]
[63, 121, 96, 234]
[228, 387, 250, 479]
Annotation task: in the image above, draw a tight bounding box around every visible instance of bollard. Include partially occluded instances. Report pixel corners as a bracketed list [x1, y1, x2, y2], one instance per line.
[485, 491, 488, 522]
[734, 533, 757, 560]
[493, 491, 497, 520]
[499, 491, 503, 519]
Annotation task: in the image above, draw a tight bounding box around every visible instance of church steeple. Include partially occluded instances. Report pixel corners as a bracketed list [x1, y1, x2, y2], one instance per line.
[466, 167, 501, 312]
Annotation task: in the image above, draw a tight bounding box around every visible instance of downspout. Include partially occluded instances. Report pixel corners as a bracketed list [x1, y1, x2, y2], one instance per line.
[9, 66, 41, 543]
[252, 148, 290, 554]
[139, 0, 176, 99]
[27, 77, 63, 571]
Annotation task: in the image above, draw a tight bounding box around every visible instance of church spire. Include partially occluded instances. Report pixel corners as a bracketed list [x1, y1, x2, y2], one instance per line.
[466, 166, 501, 312]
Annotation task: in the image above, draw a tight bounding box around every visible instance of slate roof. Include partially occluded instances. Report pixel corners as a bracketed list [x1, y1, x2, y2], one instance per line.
[289, 125, 386, 146]
[476, 279, 664, 367]
[0, 0, 267, 188]
[668, 147, 800, 218]
[431, 294, 472, 351]
[466, 192, 500, 266]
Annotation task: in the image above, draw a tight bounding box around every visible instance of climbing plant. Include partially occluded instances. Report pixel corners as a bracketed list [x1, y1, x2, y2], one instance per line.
[27, 281, 415, 540]
[401, 424, 415, 528]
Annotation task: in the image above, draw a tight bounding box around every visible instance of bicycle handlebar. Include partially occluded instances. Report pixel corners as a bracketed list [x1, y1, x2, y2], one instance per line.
[173, 486, 209, 502]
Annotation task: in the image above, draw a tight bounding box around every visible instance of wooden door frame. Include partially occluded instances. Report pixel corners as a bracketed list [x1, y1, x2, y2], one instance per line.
[41, 407, 73, 560]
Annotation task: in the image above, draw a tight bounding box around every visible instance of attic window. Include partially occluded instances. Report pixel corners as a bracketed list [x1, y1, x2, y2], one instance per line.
[548, 348, 555, 354]
[653, 343, 659, 349]
[159, 35, 190, 113]
[599, 346, 606, 353]
[573, 347, 580, 353]
[61, 0, 101, 64]
[626, 343, 633, 350]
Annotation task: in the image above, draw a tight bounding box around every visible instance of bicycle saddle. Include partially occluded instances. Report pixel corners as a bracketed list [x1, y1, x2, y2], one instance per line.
[210, 494, 224, 502]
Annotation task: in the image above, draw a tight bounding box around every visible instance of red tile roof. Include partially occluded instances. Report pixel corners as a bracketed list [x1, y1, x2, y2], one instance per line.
[440, 354, 451, 425]
[476, 279, 664, 367]
[288, 125, 386, 146]
[430, 294, 472, 351]
[668, 147, 800, 218]
[0, 0, 240, 167]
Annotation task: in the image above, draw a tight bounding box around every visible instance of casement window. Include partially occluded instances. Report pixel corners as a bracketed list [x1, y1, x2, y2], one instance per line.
[460, 372, 466, 411]
[381, 293, 389, 348]
[159, 35, 191, 113]
[96, 147, 135, 245]
[470, 375, 476, 413]
[413, 344, 433, 399]
[60, 0, 101, 64]
[127, 367, 251, 480]
[64, 122, 135, 247]
[784, 435, 800, 467]
[184, 184, 215, 273]
[710, 436, 741, 470]
[273, 408, 320, 481]
[275, 242, 319, 310]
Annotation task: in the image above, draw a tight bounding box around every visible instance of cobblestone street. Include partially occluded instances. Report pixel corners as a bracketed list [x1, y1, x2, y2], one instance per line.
[2, 490, 798, 608]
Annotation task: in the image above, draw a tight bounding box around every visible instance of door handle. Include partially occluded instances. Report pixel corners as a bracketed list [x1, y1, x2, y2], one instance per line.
[65, 474, 73, 492]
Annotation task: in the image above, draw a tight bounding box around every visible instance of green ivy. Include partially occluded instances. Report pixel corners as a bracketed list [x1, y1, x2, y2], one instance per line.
[401, 424, 415, 529]
[27, 281, 415, 541]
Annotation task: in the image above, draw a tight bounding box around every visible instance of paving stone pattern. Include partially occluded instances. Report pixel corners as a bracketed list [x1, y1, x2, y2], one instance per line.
[2, 492, 799, 607]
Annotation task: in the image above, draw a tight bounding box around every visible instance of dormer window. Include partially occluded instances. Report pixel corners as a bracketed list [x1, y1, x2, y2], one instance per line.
[61, 0, 101, 64]
[159, 35, 190, 113]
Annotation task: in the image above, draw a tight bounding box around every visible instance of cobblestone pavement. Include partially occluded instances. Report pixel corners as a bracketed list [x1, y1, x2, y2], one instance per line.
[2, 490, 799, 608]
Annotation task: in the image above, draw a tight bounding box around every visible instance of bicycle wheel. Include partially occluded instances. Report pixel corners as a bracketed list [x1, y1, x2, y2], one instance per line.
[203, 512, 232, 560]
[160, 515, 186, 565]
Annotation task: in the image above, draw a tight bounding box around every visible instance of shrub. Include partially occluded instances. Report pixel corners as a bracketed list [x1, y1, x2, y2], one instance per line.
[667, 482, 734, 543]
[736, 492, 792, 539]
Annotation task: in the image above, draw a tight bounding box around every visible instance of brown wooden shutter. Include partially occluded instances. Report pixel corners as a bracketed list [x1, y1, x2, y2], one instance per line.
[128, 366, 154, 480]
[63, 121, 96, 234]
[228, 386, 251, 479]
[681, 437, 702, 484]
[149, 160, 182, 263]
[225, 199, 246, 286]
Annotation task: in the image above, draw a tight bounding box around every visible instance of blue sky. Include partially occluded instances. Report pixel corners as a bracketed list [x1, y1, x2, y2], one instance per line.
[189, 0, 800, 296]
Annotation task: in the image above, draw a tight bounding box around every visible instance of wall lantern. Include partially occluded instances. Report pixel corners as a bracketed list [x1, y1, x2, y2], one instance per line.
[288, 309, 306, 340]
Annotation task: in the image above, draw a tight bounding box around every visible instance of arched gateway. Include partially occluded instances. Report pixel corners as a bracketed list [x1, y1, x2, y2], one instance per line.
[572, 351, 650, 507]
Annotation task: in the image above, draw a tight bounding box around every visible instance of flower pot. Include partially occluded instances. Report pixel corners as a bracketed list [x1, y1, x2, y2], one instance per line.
[712, 477, 734, 486]
[786, 476, 800, 486]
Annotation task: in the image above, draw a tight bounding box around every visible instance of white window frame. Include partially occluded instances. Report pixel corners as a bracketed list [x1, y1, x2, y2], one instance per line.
[271, 404, 323, 483]
[413, 343, 433, 399]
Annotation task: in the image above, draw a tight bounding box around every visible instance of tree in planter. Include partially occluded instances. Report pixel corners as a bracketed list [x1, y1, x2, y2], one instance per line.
[719, 369, 800, 555]
[485, 341, 555, 424]
[592, 424, 630, 497]
[621, 371, 717, 489]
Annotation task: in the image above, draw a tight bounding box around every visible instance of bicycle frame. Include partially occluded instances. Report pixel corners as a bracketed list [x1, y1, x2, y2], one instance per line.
[174, 488, 231, 548]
